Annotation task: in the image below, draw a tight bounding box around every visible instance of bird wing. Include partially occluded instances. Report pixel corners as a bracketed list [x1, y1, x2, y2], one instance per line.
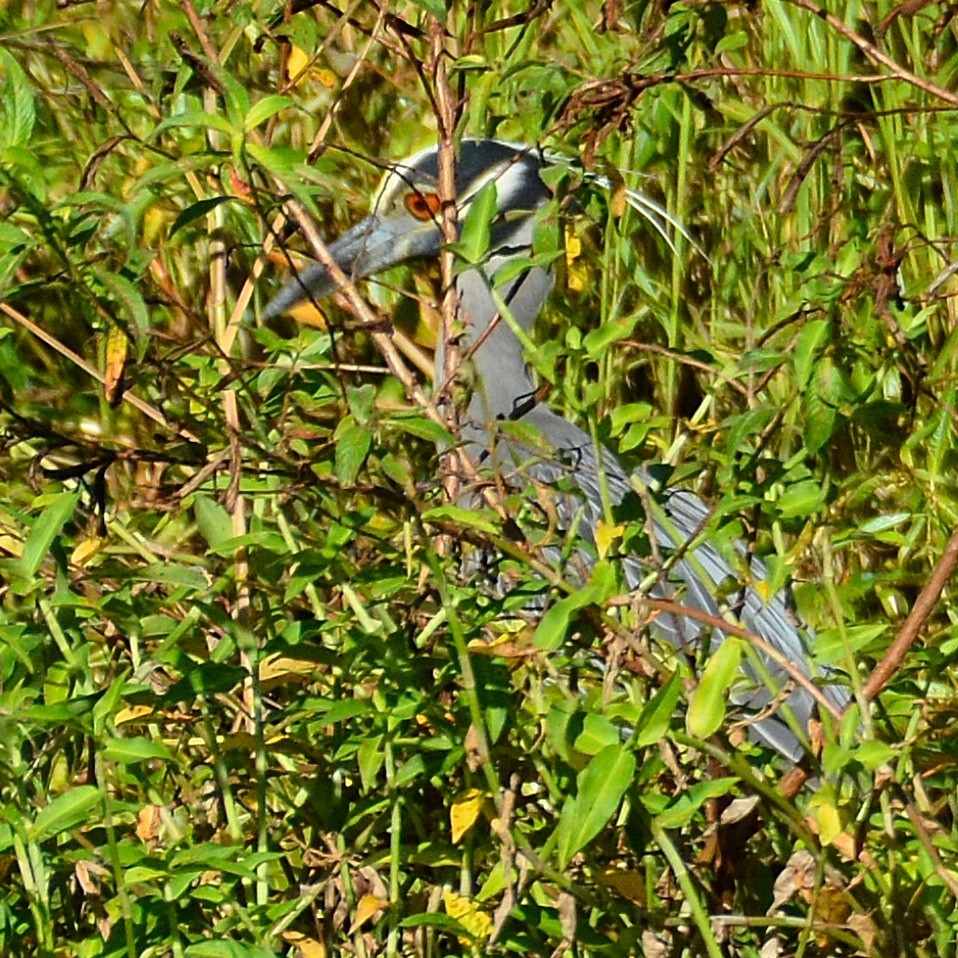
[466, 404, 849, 761]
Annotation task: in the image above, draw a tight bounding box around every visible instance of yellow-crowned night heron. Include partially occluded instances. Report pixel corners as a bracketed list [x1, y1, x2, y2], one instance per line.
[264, 139, 850, 762]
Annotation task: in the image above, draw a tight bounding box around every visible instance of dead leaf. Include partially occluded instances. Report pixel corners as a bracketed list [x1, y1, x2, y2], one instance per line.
[349, 894, 388, 933]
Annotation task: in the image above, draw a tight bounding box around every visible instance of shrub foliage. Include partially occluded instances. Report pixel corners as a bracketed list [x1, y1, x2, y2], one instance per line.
[1, 1, 957, 955]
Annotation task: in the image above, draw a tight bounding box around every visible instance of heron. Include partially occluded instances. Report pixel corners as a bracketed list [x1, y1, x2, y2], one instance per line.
[264, 139, 851, 764]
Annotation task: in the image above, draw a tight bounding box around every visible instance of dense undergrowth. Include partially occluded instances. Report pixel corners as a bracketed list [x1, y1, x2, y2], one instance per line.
[1, 0, 958, 955]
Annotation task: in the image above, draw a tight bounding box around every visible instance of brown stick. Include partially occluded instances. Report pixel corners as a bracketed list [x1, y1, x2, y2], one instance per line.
[783, 0, 958, 107]
[639, 597, 845, 720]
[863, 524, 958, 702]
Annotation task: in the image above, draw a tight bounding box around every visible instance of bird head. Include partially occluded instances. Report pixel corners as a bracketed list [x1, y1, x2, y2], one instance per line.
[263, 139, 552, 321]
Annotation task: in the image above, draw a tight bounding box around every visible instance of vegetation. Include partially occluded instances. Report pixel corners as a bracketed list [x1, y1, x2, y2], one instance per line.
[1, 0, 957, 954]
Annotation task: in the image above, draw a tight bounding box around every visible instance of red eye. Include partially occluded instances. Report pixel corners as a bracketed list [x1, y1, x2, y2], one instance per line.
[405, 191, 441, 220]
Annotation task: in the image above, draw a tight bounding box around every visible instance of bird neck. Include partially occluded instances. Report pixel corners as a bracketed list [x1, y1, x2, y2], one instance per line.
[435, 255, 553, 429]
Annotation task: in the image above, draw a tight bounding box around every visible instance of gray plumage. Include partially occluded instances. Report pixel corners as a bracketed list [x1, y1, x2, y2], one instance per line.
[265, 139, 850, 762]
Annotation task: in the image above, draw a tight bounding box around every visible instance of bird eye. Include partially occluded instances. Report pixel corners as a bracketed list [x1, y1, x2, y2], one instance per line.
[405, 191, 441, 220]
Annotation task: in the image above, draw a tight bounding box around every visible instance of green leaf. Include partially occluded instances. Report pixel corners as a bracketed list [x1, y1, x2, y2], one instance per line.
[103, 736, 174, 764]
[194, 494, 234, 551]
[686, 637, 743, 740]
[152, 110, 234, 139]
[654, 778, 739, 828]
[583, 312, 640, 355]
[792, 317, 829, 387]
[334, 417, 372, 486]
[357, 734, 384, 791]
[0, 48, 36, 148]
[30, 785, 100, 842]
[635, 671, 682, 747]
[774, 478, 824, 519]
[388, 414, 453, 445]
[245, 141, 300, 181]
[803, 386, 837, 453]
[534, 562, 617, 651]
[184, 941, 277, 958]
[133, 563, 210, 591]
[421, 504, 501, 535]
[573, 714, 622, 755]
[244, 95, 294, 132]
[17, 491, 79, 579]
[555, 743, 635, 867]
[95, 268, 150, 349]
[407, 0, 447, 20]
[321, 698, 372, 725]
[400, 913, 474, 937]
[455, 180, 498, 265]
[163, 663, 248, 703]
[170, 196, 237, 239]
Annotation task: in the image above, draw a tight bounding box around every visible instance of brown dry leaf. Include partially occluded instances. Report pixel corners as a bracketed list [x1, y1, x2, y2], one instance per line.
[464, 723, 484, 772]
[136, 804, 162, 843]
[75, 859, 107, 896]
[759, 938, 783, 958]
[720, 795, 760, 825]
[467, 631, 538, 660]
[847, 912, 879, 953]
[829, 830, 858, 863]
[229, 166, 252, 202]
[814, 883, 851, 927]
[769, 849, 816, 912]
[557, 890, 576, 942]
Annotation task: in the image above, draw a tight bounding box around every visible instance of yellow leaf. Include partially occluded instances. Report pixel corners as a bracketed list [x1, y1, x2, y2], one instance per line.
[753, 577, 772, 604]
[610, 180, 627, 219]
[594, 866, 646, 904]
[594, 520, 625, 560]
[282, 930, 327, 958]
[115, 705, 154, 726]
[289, 301, 329, 329]
[259, 653, 316, 688]
[450, 788, 485, 844]
[71, 536, 106, 567]
[564, 225, 586, 292]
[349, 894, 388, 932]
[104, 325, 129, 405]
[287, 46, 310, 82]
[808, 795, 843, 846]
[442, 890, 492, 942]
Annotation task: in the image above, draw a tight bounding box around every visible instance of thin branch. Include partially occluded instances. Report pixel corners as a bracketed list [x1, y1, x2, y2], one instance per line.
[638, 596, 846, 721]
[863, 524, 958, 702]
[782, 0, 958, 107]
[0, 302, 199, 443]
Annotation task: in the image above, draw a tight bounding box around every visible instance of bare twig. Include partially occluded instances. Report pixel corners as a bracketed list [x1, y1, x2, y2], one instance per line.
[431, 18, 464, 526]
[0, 302, 199, 443]
[782, 0, 958, 107]
[863, 524, 958, 702]
[637, 596, 846, 721]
